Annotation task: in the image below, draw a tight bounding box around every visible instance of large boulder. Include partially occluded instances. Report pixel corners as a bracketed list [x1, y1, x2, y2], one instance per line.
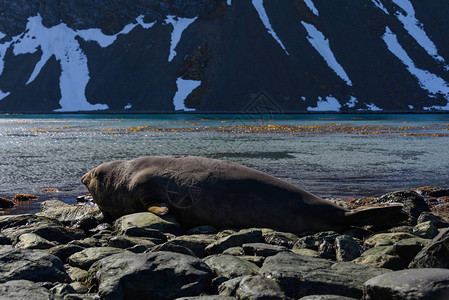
[259, 252, 390, 299]
[114, 212, 182, 235]
[409, 228, 449, 268]
[87, 251, 212, 300]
[0, 246, 69, 283]
[364, 268, 449, 300]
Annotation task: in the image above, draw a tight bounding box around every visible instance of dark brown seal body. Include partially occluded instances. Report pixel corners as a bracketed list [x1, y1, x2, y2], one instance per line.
[81, 156, 405, 233]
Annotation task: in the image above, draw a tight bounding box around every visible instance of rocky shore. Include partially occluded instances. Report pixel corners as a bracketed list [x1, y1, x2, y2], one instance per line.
[0, 187, 449, 299]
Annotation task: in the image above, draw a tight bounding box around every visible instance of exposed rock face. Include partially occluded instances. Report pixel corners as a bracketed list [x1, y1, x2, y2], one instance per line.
[1, 0, 449, 112]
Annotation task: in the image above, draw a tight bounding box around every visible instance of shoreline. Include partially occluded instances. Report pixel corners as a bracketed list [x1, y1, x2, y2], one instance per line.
[0, 186, 448, 298]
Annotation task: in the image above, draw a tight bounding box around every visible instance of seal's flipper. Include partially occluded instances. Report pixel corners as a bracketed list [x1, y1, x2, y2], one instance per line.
[148, 205, 169, 216]
[344, 203, 408, 228]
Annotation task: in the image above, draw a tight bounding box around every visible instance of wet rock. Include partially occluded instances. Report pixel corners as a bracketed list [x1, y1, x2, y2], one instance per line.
[14, 194, 39, 203]
[0, 246, 69, 283]
[114, 212, 182, 235]
[68, 247, 130, 270]
[373, 191, 429, 219]
[163, 234, 216, 258]
[107, 235, 156, 250]
[262, 229, 299, 248]
[393, 238, 431, 263]
[203, 254, 260, 279]
[413, 221, 439, 239]
[0, 280, 60, 300]
[293, 231, 339, 250]
[14, 232, 57, 249]
[186, 225, 218, 235]
[335, 235, 362, 262]
[150, 242, 197, 257]
[410, 228, 449, 268]
[87, 251, 212, 300]
[65, 266, 88, 282]
[47, 244, 86, 263]
[219, 275, 286, 299]
[364, 232, 416, 248]
[259, 252, 390, 299]
[417, 212, 449, 228]
[50, 283, 77, 296]
[364, 268, 449, 300]
[206, 229, 264, 254]
[242, 243, 289, 257]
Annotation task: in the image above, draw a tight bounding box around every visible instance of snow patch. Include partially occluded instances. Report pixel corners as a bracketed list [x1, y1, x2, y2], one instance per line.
[301, 22, 352, 86]
[301, 96, 306, 101]
[423, 103, 449, 111]
[124, 103, 132, 110]
[382, 27, 449, 99]
[12, 14, 109, 111]
[408, 105, 414, 109]
[307, 96, 341, 112]
[252, 0, 289, 55]
[0, 90, 10, 100]
[392, 0, 447, 68]
[173, 77, 201, 111]
[77, 15, 155, 48]
[346, 96, 358, 108]
[372, 0, 389, 14]
[227, 0, 232, 5]
[366, 103, 382, 111]
[304, 0, 319, 16]
[0, 40, 11, 76]
[165, 16, 197, 62]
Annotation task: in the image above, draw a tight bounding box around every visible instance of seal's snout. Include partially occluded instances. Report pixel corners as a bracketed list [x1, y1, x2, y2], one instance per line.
[81, 170, 93, 186]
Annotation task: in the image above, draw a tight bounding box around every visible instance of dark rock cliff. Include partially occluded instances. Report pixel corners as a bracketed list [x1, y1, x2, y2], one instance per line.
[0, 0, 448, 112]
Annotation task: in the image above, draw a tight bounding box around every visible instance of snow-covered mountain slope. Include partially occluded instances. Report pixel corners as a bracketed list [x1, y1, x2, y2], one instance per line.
[0, 0, 448, 112]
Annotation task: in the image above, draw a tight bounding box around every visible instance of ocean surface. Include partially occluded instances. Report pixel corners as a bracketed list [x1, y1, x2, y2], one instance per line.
[1, 113, 449, 214]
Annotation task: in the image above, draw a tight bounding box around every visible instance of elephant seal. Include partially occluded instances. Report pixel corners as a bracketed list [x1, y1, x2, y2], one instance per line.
[81, 156, 406, 233]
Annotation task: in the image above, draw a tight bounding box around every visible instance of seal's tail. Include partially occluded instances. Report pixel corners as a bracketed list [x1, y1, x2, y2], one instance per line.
[344, 203, 408, 228]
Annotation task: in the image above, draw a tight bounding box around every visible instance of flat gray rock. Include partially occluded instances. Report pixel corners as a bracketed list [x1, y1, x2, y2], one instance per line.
[203, 254, 260, 279]
[114, 212, 182, 235]
[0, 280, 62, 300]
[68, 247, 130, 270]
[260, 252, 390, 299]
[87, 251, 212, 300]
[364, 268, 449, 300]
[0, 246, 69, 283]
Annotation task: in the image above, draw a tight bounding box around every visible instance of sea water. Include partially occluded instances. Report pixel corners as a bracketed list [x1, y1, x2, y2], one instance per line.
[1, 113, 448, 214]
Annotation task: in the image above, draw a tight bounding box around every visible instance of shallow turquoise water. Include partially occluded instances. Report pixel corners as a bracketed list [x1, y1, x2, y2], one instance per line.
[1, 113, 448, 214]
